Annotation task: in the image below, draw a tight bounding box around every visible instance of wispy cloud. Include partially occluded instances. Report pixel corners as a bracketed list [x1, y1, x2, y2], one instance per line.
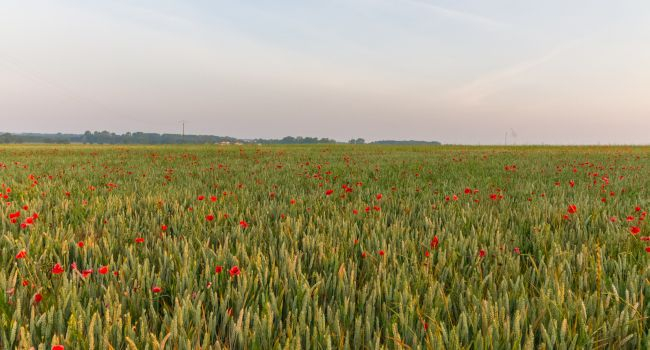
[444, 44, 570, 105]
[402, 0, 508, 28]
[113, 2, 197, 30]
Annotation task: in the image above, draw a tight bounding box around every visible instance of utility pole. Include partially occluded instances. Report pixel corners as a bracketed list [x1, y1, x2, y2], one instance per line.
[179, 120, 188, 141]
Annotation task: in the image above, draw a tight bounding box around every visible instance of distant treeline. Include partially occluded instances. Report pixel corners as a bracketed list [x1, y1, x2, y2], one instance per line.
[80, 131, 241, 144]
[370, 140, 441, 145]
[253, 136, 337, 144]
[0, 131, 239, 144]
[0, 132, 440, 145]
[0, 133, 78, 144]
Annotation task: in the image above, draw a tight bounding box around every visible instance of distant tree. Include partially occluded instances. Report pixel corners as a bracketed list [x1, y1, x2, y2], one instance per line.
[82, 131, 92, 144]
[281, 136, 296, 144]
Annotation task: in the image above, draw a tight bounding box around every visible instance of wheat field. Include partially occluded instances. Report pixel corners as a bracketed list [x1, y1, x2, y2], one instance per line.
[1, 145, 648, 349]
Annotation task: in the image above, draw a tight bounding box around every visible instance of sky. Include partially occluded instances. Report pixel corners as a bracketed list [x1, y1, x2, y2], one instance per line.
[1, 0, 649, 144]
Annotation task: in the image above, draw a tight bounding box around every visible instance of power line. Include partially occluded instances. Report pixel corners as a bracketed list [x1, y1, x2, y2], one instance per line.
[0, 50, 156, 127]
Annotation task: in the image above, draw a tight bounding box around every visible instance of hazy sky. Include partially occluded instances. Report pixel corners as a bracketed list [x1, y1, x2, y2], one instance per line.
[1, 1, 649, 144]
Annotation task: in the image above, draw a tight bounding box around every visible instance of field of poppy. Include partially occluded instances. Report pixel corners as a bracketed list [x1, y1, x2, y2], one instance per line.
[1, 144, 648, 349]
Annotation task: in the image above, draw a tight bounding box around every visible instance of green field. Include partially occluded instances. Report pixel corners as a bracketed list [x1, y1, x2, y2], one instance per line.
[1, 145, 648, 349]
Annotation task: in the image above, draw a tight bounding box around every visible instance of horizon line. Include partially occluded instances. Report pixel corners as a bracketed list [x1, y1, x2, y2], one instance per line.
[2, 130, 649, 146]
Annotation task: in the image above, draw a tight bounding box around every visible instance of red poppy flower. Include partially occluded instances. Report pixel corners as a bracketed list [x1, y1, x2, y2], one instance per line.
[479, 250, 486, 258]
[15, 250, 27, 259]
[161, 225, 168, 231]
[645, 247, 650, 253]
[464, 188, 471, 194]
[378, 250, 385, 256]
[376, 193, 383, 200]
[206, 214, 215, 221]
[52, 263, 64, 274]
[229, 266, 241, 277]
[34, 293, 42, 303]
[82, 269, 93, 278]
[425, 250, 430, 257]
[135, 237, 145, 243]
[77, 241, 84, 248]
[636, 206, 641, 212]
[239, 220, 249, 229]
[430, 236, 439, 249]
[627, 216, 635, 222]
[215, 265, 223, 273]
[325, 189, 334, 196]
[514, 247, 521, 255]
[352, 209, 358, 215]
[152, 286, 162, 293]
[567, 205, 577, 214]
[631, 226, 641, 235]
[197, 195, 205, 201]
[22, 280, 29, 287]
[361, 251, 367, 258]
[290, 199, 296, 205]
[99, 266, 109, 274]
[569, 180, 575, 188]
